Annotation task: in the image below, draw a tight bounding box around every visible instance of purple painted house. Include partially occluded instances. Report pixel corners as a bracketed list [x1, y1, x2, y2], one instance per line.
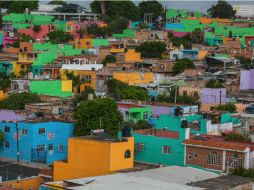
[0, 110, 28, 122]
[200, 88, 227, 104]
[240, 69, 254, 90]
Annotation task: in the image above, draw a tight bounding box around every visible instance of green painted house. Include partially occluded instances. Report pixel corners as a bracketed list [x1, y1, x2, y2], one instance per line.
[131, 114, 207, 166]
[117, 103, 151, 122]
[30, 80, 72, 97]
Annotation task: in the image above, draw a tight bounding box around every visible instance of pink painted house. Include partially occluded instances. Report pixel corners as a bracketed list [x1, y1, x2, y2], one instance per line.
[18, 25, 55, 41]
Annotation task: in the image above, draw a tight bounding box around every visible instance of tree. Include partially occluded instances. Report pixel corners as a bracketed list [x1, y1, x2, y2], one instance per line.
[170, 33, 192, 48]
[0, 132, 4, 143]
[138, 0, 163, 22]
[136, 41, 166, 59]
[172, 58, 195, 75]
[205, 79, 224, 88]
[225, 133, 250, 142]
[235, 55, 251, 70]
[8, 1, 39, 13]
[90, 0, 139, 21]
[212, 103, 237, 113]
[107, 17, 129, 34]
[232, 168, 254, 178]
[0, 72, 15, 92]
[73, 98, 123, 136]
[0, 92, 41, 110]
[48, 0, 67, 5]
[33, 25, 41, 33]
[124, 120, 151, 130]
[191, 28, 204, 44]
[101, 55, 116, 66]
[107, 79, 149, 101]
[65, 71, 82, 93]
[207, 0, 236, 19]
[229, 30, 233, 38]
[72, 87, 96, 108]
[47, 30, 71, 44]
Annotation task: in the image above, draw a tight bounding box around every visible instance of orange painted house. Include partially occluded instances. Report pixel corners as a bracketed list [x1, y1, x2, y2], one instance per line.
[113, 71, 154, 85]
[53, 136, 134, 181]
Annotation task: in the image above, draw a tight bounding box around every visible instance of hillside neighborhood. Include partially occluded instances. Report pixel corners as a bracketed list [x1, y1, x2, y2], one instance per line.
[0, 0, 254, 189]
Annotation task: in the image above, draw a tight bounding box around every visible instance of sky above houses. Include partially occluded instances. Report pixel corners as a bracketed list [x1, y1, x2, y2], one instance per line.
[41, 0, 254, 13]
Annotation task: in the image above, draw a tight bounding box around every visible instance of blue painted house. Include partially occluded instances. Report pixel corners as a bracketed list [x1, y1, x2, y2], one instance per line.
[181, 49, 199, 60]
[0, 121, 74, 164]
[131, 114, 207, 166]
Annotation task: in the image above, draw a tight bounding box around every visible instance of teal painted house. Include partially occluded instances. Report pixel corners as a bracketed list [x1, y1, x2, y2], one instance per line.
[0, 61, 14, 75]
[132, 114, 207, 166]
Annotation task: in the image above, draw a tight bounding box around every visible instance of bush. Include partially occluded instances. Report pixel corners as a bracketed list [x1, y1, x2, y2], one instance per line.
[212, 103, 237, 113]
[206, 79, 224, 88]
[172, 58, 195, 75]
[0, 92, 41, 110]
[232, 168, 254, 178]
[225, 133, 251, 142]
[136, 41, 166, 59]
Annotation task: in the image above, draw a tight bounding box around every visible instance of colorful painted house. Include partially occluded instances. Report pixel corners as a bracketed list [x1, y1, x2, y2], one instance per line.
[18, 25, 54, 41]
[30, 80, 72, 97]
[0, 61, 14, 75]
[60, 63, 103, 91]
[181, 49, 199, 60]
[0, 121, 74, 164]
[240, 69, 254, 90]
[117, 103, 151, 122]
[113, 29, 136, 39]
[132, 114, 207, 166]
[200, 88, 227, 104]
[113, 71, 154, 85]
[53, 133, 134, 181]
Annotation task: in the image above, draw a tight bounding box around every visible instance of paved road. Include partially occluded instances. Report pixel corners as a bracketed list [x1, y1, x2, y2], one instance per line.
[0, 161, 40, 182]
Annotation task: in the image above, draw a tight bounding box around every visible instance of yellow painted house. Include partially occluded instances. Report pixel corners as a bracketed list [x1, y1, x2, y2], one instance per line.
[74, 38, 93, 49]
[125, 49, 143, 63]
[53, 136, 134, 181]
[113, 71, 154, 85]
[60, 69, 97, 91]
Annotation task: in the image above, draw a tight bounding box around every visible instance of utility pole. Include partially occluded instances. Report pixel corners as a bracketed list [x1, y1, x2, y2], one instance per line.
[15, 122, 20, 164]
[174, 86, 177, 103]
[219, 90, 222, 106]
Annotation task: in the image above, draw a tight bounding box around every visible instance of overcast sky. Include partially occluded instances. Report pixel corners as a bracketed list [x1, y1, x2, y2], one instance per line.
[41, 0, 254, 13]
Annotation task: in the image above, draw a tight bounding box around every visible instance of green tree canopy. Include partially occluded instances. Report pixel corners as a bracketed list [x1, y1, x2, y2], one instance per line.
[107, 79, 149, 101]
[72, 87, 96, 108]
[0, 92, 41, 110]
[191, 28, 204, 44]
[207, 0, 236, 19]
[212, 103, 237, 113]
[235, 55, 251, 70]
[205, 79, 224, 88]
[170, 33, 192, 47]
[90, 0, 139, 21]
[48, 0, 67, 5]
[136, 41, 166, 58]
[0, 132, 4, 143]
[73, 98, 123, 136]
[8, 1, 39, 13]
[47, 30, 72, 44]
[138, 0, 163, 21]
[101, 55, 116, 66]
[172, 58, 195, 75]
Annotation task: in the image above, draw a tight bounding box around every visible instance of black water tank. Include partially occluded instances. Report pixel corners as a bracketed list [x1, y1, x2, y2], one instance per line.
[122, 125, 131, 138]
[175, 107, 183, 116]
[203, 113, 210, 120]
[181, 120, 188, 128]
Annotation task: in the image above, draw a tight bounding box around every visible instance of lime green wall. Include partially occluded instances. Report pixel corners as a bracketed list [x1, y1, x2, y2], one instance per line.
[30, 80, 72, 97]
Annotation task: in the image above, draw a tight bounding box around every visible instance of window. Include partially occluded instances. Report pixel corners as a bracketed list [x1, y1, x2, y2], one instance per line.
[162, 146, 170, 154]
[124, 149, 131, 158]
[207, 151, 221, 166]
[136, 143, 144, 151]
[183, 90, 187, 95]
[58, 145, 64, 152]
[194, 153, 198, 158]
[4, 142, 9, 149]
[38, 128, 45, 134]
[188, 154, 192, 160]
[37, 145, 46, 152]
[4, 126, 10, 133]
[160, 64, 164, 69]
[143, 112, 148, 120]
[59, 108, 64, 115]
[21, 129, 27, 136]
[48, 144, 54, 151]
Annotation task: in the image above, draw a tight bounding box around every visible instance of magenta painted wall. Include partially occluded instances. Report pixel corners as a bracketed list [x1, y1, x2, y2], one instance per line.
[18, 25, 53, 40]
[169, 30, 190, 37]
[3, 36, 17, 45]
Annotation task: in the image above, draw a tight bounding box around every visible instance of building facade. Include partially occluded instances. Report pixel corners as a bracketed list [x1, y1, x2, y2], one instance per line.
[0, 121, 74, 164]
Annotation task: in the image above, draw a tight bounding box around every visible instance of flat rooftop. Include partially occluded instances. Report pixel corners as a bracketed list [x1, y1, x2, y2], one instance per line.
[44, 166, 220, 190]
